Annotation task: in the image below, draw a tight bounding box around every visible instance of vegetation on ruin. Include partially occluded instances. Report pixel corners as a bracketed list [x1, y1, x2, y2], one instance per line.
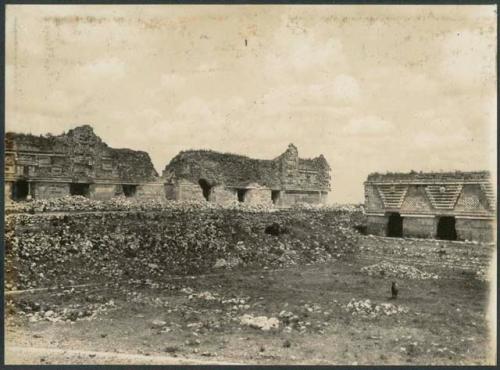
[164, 149, 330, 188]
[367, 170, 491, 182]
[164, 150, 281, 187]
[6, 126, 158, 182]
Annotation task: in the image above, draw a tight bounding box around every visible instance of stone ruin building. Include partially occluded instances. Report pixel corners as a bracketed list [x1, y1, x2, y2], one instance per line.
[4, 125, 163, 202]
[4, 126, 331, 208]
[364, 171, 496, 242]
[162, 144, 331, 207]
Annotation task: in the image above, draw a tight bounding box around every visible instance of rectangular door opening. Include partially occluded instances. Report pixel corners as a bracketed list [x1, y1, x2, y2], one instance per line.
[70, 183, 90, 197]
[237, 189, 248, 203]
[198, 179, 213, 201]
[386, 212, 403, 237]
[122, 184, 137, 197]
[436, 216, 457, 240]
[12, 181, 29, 201]
[271, 190, 280, 205]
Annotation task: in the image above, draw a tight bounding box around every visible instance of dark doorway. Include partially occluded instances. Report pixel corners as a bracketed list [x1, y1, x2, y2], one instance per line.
[198, 179, 212, 201]
[354, 224, 367, 235]
[12, 181, 29, 201]
[271, 190, 280, 205]
[70, 183, 90, 197]
[122, 184, 137, 197]
[237, 189, 248, 202]
[387, 212, 403, 237]
[436, 216, 457, 240]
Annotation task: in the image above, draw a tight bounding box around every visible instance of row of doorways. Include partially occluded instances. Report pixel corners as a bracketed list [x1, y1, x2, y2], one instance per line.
[12, 181, 93, 200]
[387, 213, 457, 240]
[198, 179, 281, 204]
[11, 181, 137, 200]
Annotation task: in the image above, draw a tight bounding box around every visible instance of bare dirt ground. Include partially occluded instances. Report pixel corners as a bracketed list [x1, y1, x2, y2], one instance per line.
[5, 236, 495, 365]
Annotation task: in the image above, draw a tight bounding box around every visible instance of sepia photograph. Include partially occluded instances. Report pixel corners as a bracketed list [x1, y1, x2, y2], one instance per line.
[3, 3, 497, 365]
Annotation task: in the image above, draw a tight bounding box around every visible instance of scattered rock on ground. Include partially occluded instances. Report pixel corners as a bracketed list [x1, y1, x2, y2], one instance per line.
[345, 298, 409, 317]
[361, 261, 439, 280]
[240, 314, 280, 331]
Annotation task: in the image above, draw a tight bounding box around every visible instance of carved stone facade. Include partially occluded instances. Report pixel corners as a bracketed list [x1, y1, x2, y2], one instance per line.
[5, 125, 163, 202]
[163, 144, 331, 206]
[364, 171, 495, 242]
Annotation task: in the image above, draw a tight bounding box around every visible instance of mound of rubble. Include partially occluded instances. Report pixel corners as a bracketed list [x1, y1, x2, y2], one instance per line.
[6, 293, 118, 323]
[345, 298, 409, 317]
[5, 206, 361, 290]
[6, 196, 282, 214]
[5, 196, 112, 214]
[474, 266, 490, 282]
[239, 314, 280, 331]
[360, 261, 439, 280]
[6, 196, 365, 216]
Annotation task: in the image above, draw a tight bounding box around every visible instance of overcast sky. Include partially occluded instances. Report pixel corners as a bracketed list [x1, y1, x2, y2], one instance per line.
[5, 5, 497, 203]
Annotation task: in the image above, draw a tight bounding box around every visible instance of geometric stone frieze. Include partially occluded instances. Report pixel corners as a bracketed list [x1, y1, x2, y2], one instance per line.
[376, 184, 409, 208]
[424, 184, 463, 210]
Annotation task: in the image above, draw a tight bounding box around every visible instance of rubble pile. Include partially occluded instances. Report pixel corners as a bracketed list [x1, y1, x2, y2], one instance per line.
[5, 196, 104, 214]
[239, 314, 280, 331]
[5, 207, 360, 289]
[360, 261, 439, 280]
[359, 237, 492, 280]
[278, 310, 311, 332]
[345, 298, 409, 317]
[475, 266, 490, 282]
[5, 196, 168, 214]
[5, 196, 366, 218]
[179, 288, 251, 313]
[7, 297, 118, 323]
[127, 292, 170, 307]
[278, 310, 301, 326]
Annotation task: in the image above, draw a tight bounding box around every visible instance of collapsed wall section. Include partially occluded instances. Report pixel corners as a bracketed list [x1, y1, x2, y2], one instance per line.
[162, 144, 331, 206]
[5, 208, 359, 289]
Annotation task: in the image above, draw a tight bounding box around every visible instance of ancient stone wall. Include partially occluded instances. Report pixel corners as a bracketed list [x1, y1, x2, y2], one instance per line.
[364, 171, 495, 241]
[244, 187, 273, 206]
[164, 183, 177, 200]
[364, 185, 384, 212]
[163, 150, 282, 189]
[400, 185, 433, 213]
[162, 144, 331, 207]
[89, 184, 118, 201]
[279, 145, 330, 192]
[367, 171, 490, 182]
[5, 183, 13, 203]
[33, 182, 70, 199]
[456, 218, 495, 242]
[403, 216, 436, 239]
[208, 185, 236, 205]
[455, 184, 490, 213]
[173, 180, 206, 202]
[366, 214, 494, 242]
[366, 215, 387, 236]
[280, 190, 325, 206]
[5, 125, 162, 201]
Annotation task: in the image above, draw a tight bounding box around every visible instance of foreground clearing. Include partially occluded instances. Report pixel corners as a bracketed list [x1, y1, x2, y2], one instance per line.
[5, 237, 494, 365]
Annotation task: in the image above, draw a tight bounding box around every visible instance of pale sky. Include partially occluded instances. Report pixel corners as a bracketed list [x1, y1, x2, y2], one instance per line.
[5, 5, 497, 203]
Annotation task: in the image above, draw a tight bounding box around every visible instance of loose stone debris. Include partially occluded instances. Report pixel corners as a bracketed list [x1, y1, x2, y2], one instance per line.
[6, 196, 361, 215]
[239, 314, 280, 331]
[15, 299, 118, 323]
[5, 201, 362, 290]
[360, 262, 439, 280]
[345, 298, 409, 317]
